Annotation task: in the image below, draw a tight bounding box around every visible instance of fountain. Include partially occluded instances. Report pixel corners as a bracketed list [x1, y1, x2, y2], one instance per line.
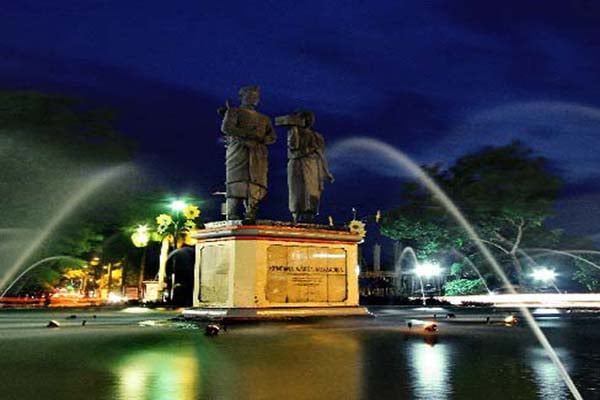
[330, 137, 583, 399]
[449, 248, 492, 294]
[0, 165, 130, 296]
[524, 248, 600, 271]
[1, 255, 84, 298]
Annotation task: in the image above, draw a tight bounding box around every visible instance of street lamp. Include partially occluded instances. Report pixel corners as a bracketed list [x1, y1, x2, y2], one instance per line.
[131, 224, 150, 248]
[415, 261, 442, 305]
[415, 261, 442, 278]
[81, 264, 89, 297]
[131, 225, 150, 299]
[151, 199, 200, 303]
[89, 256, 101, 298]
[170, 200, 186, 212]
[531, 267, 560, 293]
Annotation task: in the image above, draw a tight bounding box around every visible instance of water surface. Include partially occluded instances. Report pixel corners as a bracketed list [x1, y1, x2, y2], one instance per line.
[0, 307, 598, 399]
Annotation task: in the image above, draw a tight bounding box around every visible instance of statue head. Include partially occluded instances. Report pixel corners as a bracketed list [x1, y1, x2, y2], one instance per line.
[239, 85, 260, 107]
[300, 111, 315, 128]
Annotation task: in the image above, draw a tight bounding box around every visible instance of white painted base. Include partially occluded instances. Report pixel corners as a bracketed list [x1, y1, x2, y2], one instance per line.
[190, 221, 364, 318]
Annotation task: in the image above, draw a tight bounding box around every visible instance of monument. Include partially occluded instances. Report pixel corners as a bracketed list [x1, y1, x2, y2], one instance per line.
[277, 110, 335, 223]
[183, 87, 369, 320]
[219, 85, 276, 223]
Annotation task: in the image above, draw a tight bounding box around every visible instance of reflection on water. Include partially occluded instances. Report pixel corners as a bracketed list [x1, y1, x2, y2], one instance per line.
[408, 338, 452, 399]
[0, 310, 599, 399]
[116, 346, 199, 400]
[529, 347, 570, 400]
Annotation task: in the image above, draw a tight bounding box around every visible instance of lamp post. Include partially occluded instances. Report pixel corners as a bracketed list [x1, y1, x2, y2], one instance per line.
[531, 267, 560, 293]
[164, 200, 186, 300]
[153, 200, 201, 303]
[81, 264, 88, 297]
[167, 200, 195, 302]
[415, 261, 442, 305]
[131, 224, 150, 299]
[89, 256, 101, 298]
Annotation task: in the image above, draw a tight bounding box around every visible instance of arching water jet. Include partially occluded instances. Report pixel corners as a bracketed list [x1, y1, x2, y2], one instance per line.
[449, 248, 492, 294]
[524, 248, 600, 271]
[0, 165, 131, 293]
[1, 256, 84, 298]
[330, 137, 582, 399]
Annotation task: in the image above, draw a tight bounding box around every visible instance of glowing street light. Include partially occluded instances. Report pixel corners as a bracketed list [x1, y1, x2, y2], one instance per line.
[414, 261, 442, 305]
[415, 261, 443, 278]
[170, 200, 187, 212]
[131, 225, 150, 299]
[531, 267, 560, 293]
[531, 268, 557, 282]
[131, 225, 150, 248]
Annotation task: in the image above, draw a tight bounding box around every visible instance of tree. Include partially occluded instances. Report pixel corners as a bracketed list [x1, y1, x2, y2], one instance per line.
[381, 165, 466, 259]
[572, 261, 600, 292]
[0, 90, 207, 298]
[0, 90, 138, 293]
[0, 90, 135, 222]
[381, 142, 563, 285]
[443, 279, 487, 296]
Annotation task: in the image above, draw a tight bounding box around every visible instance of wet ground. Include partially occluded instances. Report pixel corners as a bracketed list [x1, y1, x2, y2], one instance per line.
[0, 306, 598, 399]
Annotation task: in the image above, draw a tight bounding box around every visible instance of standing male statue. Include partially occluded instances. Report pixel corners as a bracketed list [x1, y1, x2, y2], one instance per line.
[276, 110, 334, 223]
[219, 86, 276, 222]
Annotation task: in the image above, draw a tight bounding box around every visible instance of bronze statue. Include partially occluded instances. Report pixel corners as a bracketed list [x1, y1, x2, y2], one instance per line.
[276, 111, 334, 223]
[219, 86, 276, 222]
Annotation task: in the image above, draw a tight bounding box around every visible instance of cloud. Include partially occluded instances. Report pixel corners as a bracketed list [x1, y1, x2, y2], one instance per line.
[418, 100, 600, 181]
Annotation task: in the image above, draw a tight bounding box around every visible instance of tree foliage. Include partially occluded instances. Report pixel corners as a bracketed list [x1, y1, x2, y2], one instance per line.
[0, 90, 136, 218]
[443, 279, 487, 296]
[381, 142, 563, 285]
[572, 262, 600, 292]
[0, 90, 138, 292]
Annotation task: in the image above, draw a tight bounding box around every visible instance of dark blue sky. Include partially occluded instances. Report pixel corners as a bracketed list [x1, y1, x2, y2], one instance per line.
[2, 1, 600, 240]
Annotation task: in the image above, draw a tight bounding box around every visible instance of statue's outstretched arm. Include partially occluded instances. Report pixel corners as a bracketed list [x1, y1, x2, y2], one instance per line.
[264, 121, 277, 145]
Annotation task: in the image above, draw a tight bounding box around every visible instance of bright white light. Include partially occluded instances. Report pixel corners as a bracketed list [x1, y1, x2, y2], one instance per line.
[409, 341, 451, 398]
[532, 268, 557, 282]
[533, 308, 561, 315]
[108, 293, 126, 304]
[415, 261, 442, 278]
[121, 307, 152, 314]
[313, 253, 346, 259]
[170, 200, 186, 212]
[131, 224, 150, 248]
[137, 224, 148, 233]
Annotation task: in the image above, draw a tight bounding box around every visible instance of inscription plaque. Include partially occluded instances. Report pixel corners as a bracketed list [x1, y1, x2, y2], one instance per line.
[266, 245, 347, 303]
[200, 244, 231, 303]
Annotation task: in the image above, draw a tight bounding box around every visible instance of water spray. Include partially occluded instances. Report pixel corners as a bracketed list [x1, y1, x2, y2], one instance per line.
[0, 166, 130, 293]
[331, 138, 582, 400]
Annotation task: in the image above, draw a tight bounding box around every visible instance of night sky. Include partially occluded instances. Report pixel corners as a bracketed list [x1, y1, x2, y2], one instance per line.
[2, 1, 600, 244]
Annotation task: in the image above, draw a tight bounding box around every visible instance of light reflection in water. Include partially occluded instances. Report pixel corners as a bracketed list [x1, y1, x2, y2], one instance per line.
[116, 346, 199, 400]
[408, 339, 452, 399]
[529, 348, 570, 399]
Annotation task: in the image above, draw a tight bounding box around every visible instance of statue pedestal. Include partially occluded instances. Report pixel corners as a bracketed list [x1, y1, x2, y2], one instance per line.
[184, 221, 370, 320]
[142, 281, 164, 303]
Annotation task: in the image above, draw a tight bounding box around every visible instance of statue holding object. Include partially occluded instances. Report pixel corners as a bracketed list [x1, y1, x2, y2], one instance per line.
[276, 110, 334, 223]
[219, 86, 276, 222]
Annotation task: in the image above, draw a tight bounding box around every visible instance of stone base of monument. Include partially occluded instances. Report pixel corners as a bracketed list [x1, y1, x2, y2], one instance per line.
[185, 220, 370, 321]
